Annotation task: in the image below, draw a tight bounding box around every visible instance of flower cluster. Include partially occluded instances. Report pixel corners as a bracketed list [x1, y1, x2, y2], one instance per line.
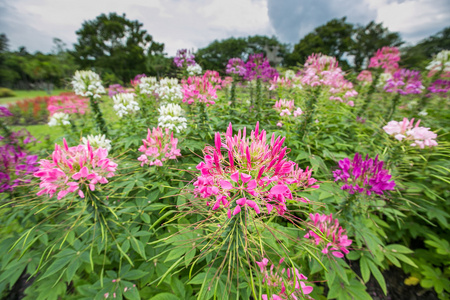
[108, 84, 126, 97]
[47, 93, 89, 116]
[384, 69, 424, 95]
[273, 99, 303, 126]
[269, 75, 294, 91]
[203, 70, 224, 89]
[256, 258, 313, 300]
[173, 49, 196, 68]
[304, 213, 352, 258]
[368, 47, 401, 72]
[187, 63, 202, 76]
[157, 103, 188, 133]
[34, 139, 117, 199]
[428, 79, 450, 95]
[333, 153, 395, 195]
[48, 112, 70, 127]
[356, 70, 373, 85]
[1, 106, 13, 118]
[137, 127, 181, 167]
[81, 134, 112, 151]
[71, 70, 106, 99]
[299, 53, 357, 106]
[193, 122, 319, 218]
[426, 50, 450, 78]
[138, 77, 158, 95]
[1, 144, 39, 193]
[181, 76, 218, 106]
[130, 74, 147, 87]
[244, 53, 278, 82]
[383, 118, 438, 148]
[226, 58, 246, 77]
[112, 93, 140, 118]
[154, 78, 183, 102]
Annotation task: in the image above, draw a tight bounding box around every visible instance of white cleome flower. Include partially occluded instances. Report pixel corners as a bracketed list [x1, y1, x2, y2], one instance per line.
[48, 112, 70, 126]
[139, 77, 158, 94]
[71, 70, 106, 99]
[285, 70, 296, 79]
[157, 103, 187, 133]
[154, 78, 183, 102]
[112, 93, 140, 118]
[426, 50, 450, 73]
[187, 63, 202, 76]
[81, 134, 112, 151]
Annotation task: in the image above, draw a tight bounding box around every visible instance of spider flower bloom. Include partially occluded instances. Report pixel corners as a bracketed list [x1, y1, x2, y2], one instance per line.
[47, 94, 89, 116]
[428, 79, 450, 94]
[157, 103, 187, 133]
[181, 76, 218, 106]
[130, 74, 147, 87]
[0, 106, 13, 118]
[244, 53, 278, 82]
[34, 139, 117, 200]
[154, 78, 183, 102]
[269, 75, 293, 91]
[1, 144, 39, 193]
[304, 213, 352, 258]
[112, 93, 140, 118]
[71, 70, 106, 99]
[368, 47, 401, 72]
[256, 258, 313, 300]
[138, 76, 158, 95]
[108, 84, 126, 97]
[273, 99, 303, 119]
[333, 153, 395, 195]
[48, 112, 70, 127]
[173, 49, 196, 68]
[137, 127, 181, 167]
[193, 122, 319, 218]
[426, 50, 450, 78]
[203, 70, 223, 89]
[226, 58, 246, 77]
[384, 69, 424, 95]
[81, 134, 112, 151]
[383, 118, 438, 148]
[187, 63, 202, 76]
[356, 70, 373, 85]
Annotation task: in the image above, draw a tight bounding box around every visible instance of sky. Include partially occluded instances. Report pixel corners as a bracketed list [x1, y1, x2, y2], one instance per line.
[0, 0, 449, 56]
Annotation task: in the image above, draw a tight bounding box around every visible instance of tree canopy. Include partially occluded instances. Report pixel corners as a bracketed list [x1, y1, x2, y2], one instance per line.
[72, 13, 164, 82]
[195, 35, 288, 73]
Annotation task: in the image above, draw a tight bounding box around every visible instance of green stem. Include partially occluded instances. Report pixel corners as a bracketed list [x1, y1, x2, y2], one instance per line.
[89, 96, 108, 135]
[230, 81, 236, 108]
[299, 88, 320, 140]
[358, 71, 380, 117]
[256, 78, 262, 114]
[384, 93, 401, 121]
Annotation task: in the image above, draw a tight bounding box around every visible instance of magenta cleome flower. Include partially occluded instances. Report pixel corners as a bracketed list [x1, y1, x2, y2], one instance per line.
[137, 127, 181, 167]
[368, 47, 401, 72]
[226, 58, 246, 77]
[428, 79, 450, 95]
[333, 153, 395, 196]
[193, 122, 319, 218]
[181, 76, 218, 106]
[34, 139, 117, 200]
[256, 257, 313, 300]
[173, 49, 196, 68]
[384, 69, 424, 95]
[304, 213, 352, 258]
[1, 144, 39, 193]
[244, 53, 278, 82]
[47, 94, 89, 116]
[1, 106, 13, 118]
[383, 118, 438, 148]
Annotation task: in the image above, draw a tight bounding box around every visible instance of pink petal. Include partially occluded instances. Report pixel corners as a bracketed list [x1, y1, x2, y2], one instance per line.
[230, 171, 240, 183]
[220, 180, 233, 190]
[236, 197, 246, 206]
[232, 205, 241, 215]
[240, 173, 252, 183]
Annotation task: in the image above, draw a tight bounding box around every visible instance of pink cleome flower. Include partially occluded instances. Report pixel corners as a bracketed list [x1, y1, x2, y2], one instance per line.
[193, 122, 319, 218]
[304, 213, 352, 258]
[47, 93, 89, 116]
[137, 127, 181, 167]
[256, 257, 313, 300]
[368, 47, 400, 73]
[34, 139, 117, 200]
[181, 76, 218, 106]
[383, 118, 438, 148]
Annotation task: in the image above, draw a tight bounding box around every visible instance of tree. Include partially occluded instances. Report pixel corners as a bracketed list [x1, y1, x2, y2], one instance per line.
[72, 13, 164, 83]
[196, 35, 288, 73]
[350, 21, 403, 71]
[286, 18, 354, 69]
[401, 26, 450, 69]
[0, 33, 9, 53]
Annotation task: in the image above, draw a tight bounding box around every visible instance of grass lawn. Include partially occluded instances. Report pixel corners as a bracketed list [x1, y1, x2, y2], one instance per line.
[0, 89, 70, 104]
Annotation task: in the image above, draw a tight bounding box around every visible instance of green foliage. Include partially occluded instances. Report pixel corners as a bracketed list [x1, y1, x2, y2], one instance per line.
[0, 87, 15, 98]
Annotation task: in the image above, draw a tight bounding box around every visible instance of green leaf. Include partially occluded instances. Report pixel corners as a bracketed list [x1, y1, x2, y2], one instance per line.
[165, 247, 189, 262]
[360, 257, 370, 283]
[171, 277, 186, 298]
[386, 244, 413, 254]
[367, 260, 387, 295]
[140, 213, 151, 224]
[39, 258, 70, 280]
[184, 248, 196, 267]
[123, 269, 147, 280]
[66, 258, 81, 282]
[131, 238, 146, 260]
[395, 253, 418, 268]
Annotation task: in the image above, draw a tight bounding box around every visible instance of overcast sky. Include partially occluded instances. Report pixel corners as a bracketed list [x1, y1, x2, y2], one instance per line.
[1, 0, 449, 56]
